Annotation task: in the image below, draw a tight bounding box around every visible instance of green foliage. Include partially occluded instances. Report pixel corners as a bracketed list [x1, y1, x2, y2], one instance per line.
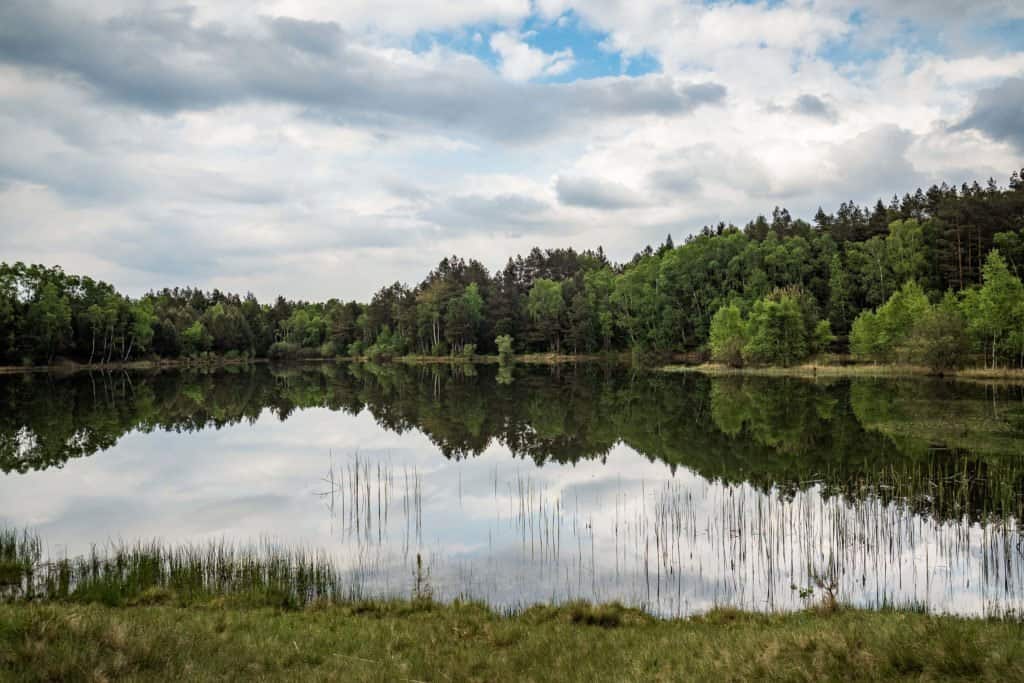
[444, 283, 484, 353]
[743, 294, 808, 366]
[366, 325, 405, 360]
[886, 219, 927, 285]
[709, 304, 746, 367]
[495, 334, 514, 363]
[810, 320, 835, 354]
[346, 340, 365, 358]
[850, 281, 931, 362]
[961, 250, 1024, 368]
[28, 282, 71, 362]
[527, 279, 565, 353]
[903, 293, 971, 373]
[180, 321, 212, 357]
[827, 254, 853, 335]
[2, 169, 1023, 367]
[611, 256, 662, 352]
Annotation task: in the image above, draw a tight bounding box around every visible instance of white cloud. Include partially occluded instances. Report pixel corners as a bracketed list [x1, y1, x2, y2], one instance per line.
[490, 31, 575, 81]
[0, 0, 1021, 301]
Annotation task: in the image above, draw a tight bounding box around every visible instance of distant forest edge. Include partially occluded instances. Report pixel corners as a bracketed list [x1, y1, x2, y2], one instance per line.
[3, 169, 1024, 370]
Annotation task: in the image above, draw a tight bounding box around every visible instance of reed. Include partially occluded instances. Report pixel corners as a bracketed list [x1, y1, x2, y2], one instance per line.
[2, 531, 360, 608]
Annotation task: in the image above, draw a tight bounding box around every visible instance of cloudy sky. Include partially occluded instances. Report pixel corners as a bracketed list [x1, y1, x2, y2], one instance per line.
[0, 1, 1022, 301]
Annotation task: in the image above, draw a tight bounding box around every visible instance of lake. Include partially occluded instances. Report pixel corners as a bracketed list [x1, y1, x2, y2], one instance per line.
[2, 362, 1024, 617]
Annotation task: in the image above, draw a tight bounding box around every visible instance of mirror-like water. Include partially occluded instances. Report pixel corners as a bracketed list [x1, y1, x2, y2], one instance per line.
[2, 363, 1024, 616]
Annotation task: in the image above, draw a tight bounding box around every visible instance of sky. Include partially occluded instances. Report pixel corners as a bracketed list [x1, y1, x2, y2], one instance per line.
[0, 0, 1022, 301]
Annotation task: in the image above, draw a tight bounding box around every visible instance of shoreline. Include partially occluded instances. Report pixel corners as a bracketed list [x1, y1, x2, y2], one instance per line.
[5, 354, 1024, 383]
[0, 352, 630, 375]
[0, 357, 265, 375]
[660, 361, 1024, 382]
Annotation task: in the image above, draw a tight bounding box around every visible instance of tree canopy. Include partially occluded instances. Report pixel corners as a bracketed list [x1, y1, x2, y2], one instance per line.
[1, 169, 1022, 367]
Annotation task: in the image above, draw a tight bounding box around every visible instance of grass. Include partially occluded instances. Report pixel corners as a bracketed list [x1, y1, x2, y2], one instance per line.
[662, 360, 1024, 381]
[4, 530, 1024, 679]
[3, 602, 1024, 681]
[2, 532, 353, 609]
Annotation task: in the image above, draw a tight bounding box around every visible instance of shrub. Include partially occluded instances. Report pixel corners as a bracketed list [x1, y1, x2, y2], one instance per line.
[809, 320, 835, 355]
[709, 304, 746, 367]
[346, 340, 365, 358]
[904, 293, 971, 373]
[495, 335, 514, 363]
[268, 342, 300, 360]
[743, 295, 807, 366]
[851, 281, 930, 362]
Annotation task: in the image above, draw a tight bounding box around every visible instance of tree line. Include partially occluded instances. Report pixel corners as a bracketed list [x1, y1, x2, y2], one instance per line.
[2, 169, 1023, 367]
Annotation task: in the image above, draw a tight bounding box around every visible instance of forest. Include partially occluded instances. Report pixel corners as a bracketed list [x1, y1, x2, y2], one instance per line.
[2, 169, 1023, 369]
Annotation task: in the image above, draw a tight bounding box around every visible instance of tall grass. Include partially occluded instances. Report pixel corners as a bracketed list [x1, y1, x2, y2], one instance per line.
[1, 532, 362, 608]
[0, 529, 42, 598]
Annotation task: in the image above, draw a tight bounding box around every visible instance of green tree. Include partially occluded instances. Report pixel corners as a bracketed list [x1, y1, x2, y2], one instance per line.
[809, 320, 835, 355]
[904, 292, 971, 373]
[496, 334, 514, 364]
[827, 254, 853, 335]
[743, 294, 807, 366]
[611, 257, 661, 352]
[444, 283, 484, 353]
[962, 250, 1024, 368]
[527, 279, 565, 353]
[848, 237, 893, 308]
[124, 300, 156, 360]
[181, 321, 212, 357]
[709, 304, 746, 367]
[850, 280, 930, 362]
[886, 219, 927, 285]
[584, 268, 616, 350]
[28, 282, 71, 362]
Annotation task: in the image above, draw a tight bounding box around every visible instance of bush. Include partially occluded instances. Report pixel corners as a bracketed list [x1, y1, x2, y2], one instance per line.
[318, 341, 336, 358]
[709, 304, 746, 367]
[268, 341, 300, 360]
[904, 293, 971, 373]
[365, 325, 406, 360]
[810, 320, 835, 355]
[346, 340, 365, 358]
[743, 295, 807, 366]
[850, 311, 883, 359]
[459, 343, 476, 358]
[851, 281, 930, 362]
[495, 335, 514, 363]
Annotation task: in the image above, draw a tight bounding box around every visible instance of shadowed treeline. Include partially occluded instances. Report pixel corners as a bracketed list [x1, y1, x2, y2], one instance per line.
[2, 363, 1023, 520]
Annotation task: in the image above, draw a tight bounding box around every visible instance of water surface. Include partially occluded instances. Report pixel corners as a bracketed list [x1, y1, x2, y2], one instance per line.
[2, 363, 1023, 616]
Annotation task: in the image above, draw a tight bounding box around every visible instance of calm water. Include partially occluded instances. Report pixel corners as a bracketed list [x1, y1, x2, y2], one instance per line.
[3, 363, 1024, 616]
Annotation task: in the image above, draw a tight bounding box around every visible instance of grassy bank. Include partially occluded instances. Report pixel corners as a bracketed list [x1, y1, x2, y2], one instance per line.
[3, 602, 1023, 681]
[4, 531, 1024, 680]
[4, 531, 1024, 679]
[662, 361, 1024, 382]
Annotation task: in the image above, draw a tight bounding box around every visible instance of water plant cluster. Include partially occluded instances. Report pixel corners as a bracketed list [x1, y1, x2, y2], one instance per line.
[1, 529, 351, 609]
